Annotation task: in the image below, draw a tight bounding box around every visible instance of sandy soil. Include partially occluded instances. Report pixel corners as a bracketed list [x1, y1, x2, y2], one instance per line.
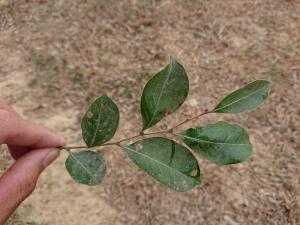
[0, 0, 299, 225]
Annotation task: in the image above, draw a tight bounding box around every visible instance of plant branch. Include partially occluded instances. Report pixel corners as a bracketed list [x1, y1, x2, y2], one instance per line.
[62, 109, 212, 151]
[171, 109, 212, 131]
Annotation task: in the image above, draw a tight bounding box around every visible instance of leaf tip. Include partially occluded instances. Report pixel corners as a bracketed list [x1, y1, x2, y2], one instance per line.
[213, 79, 272, 113]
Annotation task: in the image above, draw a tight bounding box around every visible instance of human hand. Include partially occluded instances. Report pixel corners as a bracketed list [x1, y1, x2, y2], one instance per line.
[0, 101, 65, 224]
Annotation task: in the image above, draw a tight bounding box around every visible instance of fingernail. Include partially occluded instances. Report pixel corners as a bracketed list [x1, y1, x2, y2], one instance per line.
[43, 148, 61, 168]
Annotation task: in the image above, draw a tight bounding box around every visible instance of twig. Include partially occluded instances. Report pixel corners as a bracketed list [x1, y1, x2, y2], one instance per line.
[61, 109, 212, 151]
[171, 109, 212, 131]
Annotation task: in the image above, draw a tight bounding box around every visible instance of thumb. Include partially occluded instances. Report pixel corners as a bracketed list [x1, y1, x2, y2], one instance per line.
[0, 148, 60, 224]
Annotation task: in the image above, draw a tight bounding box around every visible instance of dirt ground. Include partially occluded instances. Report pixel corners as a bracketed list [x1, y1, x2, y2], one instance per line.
[0, 0, 299, 224]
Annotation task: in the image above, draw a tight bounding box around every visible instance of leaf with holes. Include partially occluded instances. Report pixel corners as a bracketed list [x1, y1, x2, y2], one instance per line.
[178, 121, 252, 165]
[81, 95, 119, 147]
[124, 137, 200, 192]
[65, 151, 106, 186]
[214, 80, 271, 113]
[141, 58, 189, 130]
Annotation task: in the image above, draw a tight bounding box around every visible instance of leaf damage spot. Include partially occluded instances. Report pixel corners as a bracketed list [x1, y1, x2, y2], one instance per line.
[189, 169, 198, 177]
[181, 180, 188, 189]
[164, 108, 172, 117]
[86, 111, 93, 119]
[136, 143, 143, 151]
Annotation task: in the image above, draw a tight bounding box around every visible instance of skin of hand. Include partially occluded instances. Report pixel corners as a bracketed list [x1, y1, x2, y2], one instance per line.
[0, 100, 65, 224]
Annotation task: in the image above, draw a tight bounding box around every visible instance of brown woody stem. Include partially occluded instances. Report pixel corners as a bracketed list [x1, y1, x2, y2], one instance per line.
[61, 109, 212, 151]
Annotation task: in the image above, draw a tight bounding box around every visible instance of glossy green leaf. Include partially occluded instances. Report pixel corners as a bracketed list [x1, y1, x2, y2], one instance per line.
[124, 137, 200, 192]
[214, 80, 271, 113]
[141, 58, 189, 130]
[178, 121, 252, 165]
[65, 151, 106, 186]
[82, 95, 119, 147]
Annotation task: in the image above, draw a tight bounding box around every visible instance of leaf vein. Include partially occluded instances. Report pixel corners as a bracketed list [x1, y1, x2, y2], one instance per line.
[124, 145, 196, 182]
[90, 102, 103, 146]
[215, 85, 267, 112]
[145, 62, 174, 128]
[177, 133, 251, 146]
[70, 153, 98, 183]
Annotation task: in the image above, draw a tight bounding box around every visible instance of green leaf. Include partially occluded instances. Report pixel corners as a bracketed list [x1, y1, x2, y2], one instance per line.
[124, 137, 200, 192]
[141, 58, 189, 130]
[82, 95, 119, 147]
[178, 121, 252, 165]
[214, 80, 271, 113]
[65, 151, 106, 186]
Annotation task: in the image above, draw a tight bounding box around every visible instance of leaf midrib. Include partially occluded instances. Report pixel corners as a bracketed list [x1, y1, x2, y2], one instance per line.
[145, 62, 174, 128]
[70, 153, 99, 184]
[90, 101, 103, 146]
[177, 133, 251, 147]
[124, 145, 198, 183]
[214, 84, 268, 112]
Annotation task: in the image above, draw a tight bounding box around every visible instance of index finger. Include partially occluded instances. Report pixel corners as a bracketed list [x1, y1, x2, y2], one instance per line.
[0, 110, 65, 148]
[0, 100, 18, 116]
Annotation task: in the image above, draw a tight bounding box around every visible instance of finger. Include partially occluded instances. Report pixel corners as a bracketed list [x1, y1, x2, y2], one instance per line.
[7, 146, 29, 160]
[0, 148, 60, 224]
[0, 110, 65, 149]
[0, 100, 19, 116]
